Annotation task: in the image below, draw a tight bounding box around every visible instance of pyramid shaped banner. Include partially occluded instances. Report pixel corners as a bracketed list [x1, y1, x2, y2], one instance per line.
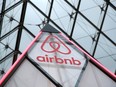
[0, 24, 116, 87]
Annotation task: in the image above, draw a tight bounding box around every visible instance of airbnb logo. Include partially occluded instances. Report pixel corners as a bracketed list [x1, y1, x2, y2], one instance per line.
[37, 55, 81, 65]
[36, 35, 81, 66]
[41, 35, 71, 54]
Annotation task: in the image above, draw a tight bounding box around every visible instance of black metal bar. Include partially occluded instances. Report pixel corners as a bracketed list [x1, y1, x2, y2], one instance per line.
[0, 0, 22, 15]
[92, 3, 109, 56]
[23, 25, 36, 38]
[47, 0, 54, 23]
[12, 0, 28, 64]
[0, 0, 6, 36]
[70, 0, 81, 38]
[27, 57, 63, 87]
[104, 0, 116, 10]
[0, 51, 14, 64]
[0, 25, 19, 41]
[64, 0, 116, 46]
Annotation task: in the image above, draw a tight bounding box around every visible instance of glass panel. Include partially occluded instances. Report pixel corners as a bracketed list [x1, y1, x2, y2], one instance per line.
[95, 34, 116, 73]
[24, 3, 44, 36]
[80, 0, 105, 27]
[1, 3, 22, 36]
[102, 6, 116, 42]
[72, 14, 97, 53]
[19, 29, 34, 52]
[51, 0, 77, 35]
[5, 0, 21, 10]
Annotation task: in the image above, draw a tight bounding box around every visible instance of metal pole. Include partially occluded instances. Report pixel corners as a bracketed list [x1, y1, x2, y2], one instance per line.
[92, 3, 109, 56]
[70, 0, 81, 38]
[0, 0, 6, 37]
[12, 0, 28, 64]
[47, 0, 54, 23]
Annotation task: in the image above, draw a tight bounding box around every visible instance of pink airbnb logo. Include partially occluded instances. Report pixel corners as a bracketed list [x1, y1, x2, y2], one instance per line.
[37, 35, 81, 66]
[41, 35, 71, 54]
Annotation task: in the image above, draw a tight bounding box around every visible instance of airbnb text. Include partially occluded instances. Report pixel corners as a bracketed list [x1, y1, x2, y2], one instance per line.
[36, 55, 81, 65]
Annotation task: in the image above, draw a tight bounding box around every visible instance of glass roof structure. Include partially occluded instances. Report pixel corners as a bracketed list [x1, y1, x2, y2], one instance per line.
[0, 0, 116, 79]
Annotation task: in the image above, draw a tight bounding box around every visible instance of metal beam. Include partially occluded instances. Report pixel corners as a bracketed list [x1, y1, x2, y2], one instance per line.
[47, 0, 54, 23]
[104, 0, 116, 10]
[92, 3, 109, 56]
[12, 0, 28, 64]
[0, 0, 6, 36]
[70, 0, 81, 38]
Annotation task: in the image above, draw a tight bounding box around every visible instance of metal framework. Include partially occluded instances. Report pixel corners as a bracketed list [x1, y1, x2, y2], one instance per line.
[0, 0, 116, 81]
